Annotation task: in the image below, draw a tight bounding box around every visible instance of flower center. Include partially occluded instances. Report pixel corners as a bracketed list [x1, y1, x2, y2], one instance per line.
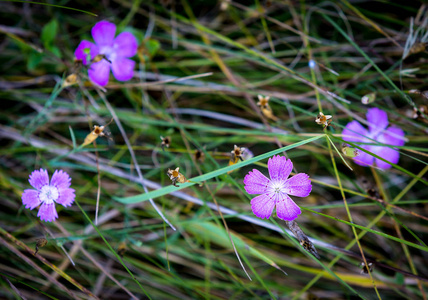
[99, 45, 116, 62]
[268, 180, 285, 194]
[39, 185, 59, 204]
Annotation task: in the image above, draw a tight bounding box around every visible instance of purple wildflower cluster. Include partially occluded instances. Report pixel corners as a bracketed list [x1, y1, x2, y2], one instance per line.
[22, 169, 75, 222]
[75, 21, 138, 86]
[244, 155, 312, 221]
[342, 107, 405, 169]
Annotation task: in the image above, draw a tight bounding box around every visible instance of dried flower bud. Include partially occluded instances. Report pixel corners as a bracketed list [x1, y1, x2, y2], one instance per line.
[361, 92, 376, 105]
[82, 125, 105, 146]
[160, 136, 171, 151]
[257, 95, 270, 109]
[412, 105, 428, 123]
[81, 119, 114, 147]
[231, 145, 245, 162]
[360, 261, 374, 274]
[167, 167, 190, 187]
[407, 42, 427, 57]
[342, 144, 360, 158]
[228, 145, 246, 174]
[35, 238, 48, 255]
[63, 73, 78, 88]
[220, 0, 230, 10]
[315, 112, 332, 128]
[117, 242, 127, 257]
[257, 95, 278, 121]
[194, 149, 205, 163]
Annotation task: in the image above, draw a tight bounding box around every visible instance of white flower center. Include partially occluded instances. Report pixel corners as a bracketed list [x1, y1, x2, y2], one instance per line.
[39, 185, 59, 204]
[268, 180, 285, 194]
[99, 45, 116, 62]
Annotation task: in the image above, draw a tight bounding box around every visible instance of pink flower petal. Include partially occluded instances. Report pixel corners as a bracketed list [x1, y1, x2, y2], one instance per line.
[368, 126, 405, 169]
[275, 193, 301, 221]
[111, 57, 135, 81]
[244, 169, 270, 194]
[352, 145, 375, 167]
[22, 189, 41, 209]
[88, 60, 111, 86]
[50, 170, 71, 189]
[37, 203, 58, 222]
[372, 146, 400, 169]
[74, 40, 99, 65]
[379, 126, 405, 147]
[57, 188, 76, 207]
[92, 20, 116, 47]
[29, 169, 49, 190]
[250, 193, 275, 219]
[267, 155, 293, 182]
[367, 107, 389, 136]
[113, 32, 138, 57]
[342, 120, 368, 143]
[284, 173, 312, 197]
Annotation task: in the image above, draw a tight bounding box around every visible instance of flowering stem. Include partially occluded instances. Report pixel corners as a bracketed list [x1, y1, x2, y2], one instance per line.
[324, 131, 382, 299]
[325, 134, 353, 171]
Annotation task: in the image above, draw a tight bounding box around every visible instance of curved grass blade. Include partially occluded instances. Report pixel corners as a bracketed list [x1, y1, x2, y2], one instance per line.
[304, 208, 428, 253]
[6, 0, 97, 16]
[114, 135, 324, 204]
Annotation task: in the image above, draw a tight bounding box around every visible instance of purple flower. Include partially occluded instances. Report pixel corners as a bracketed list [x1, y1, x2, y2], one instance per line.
[21, 169, 75, 222]
[74, 21, 138, 86]
[342, 108, 405, 169]
[243, 155, 312, 221]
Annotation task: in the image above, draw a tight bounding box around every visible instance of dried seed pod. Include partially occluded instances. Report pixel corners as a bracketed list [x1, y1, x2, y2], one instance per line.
[285, 221, 320, 259]
[407, 42, 427, 57]
[117, 242, 127, 257]
[194, 148, 205, 163]
[35, 238, 48, 255]
[359, 177, 381, 199]
[63, 73, 78, 88]
[82, 119, 114, 147]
